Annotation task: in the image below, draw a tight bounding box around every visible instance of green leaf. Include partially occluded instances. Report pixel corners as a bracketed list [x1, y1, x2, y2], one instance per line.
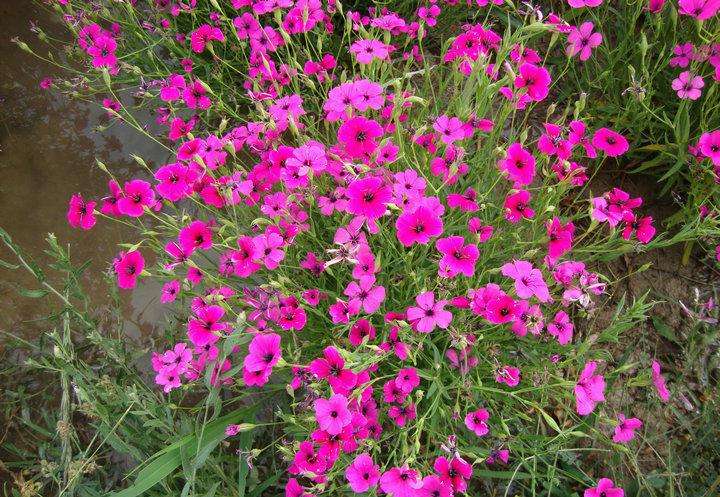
[109, 407, 255, 497]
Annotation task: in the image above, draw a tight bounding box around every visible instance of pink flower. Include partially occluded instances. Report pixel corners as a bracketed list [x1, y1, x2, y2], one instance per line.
[499, 142, 536, 186]
[179, 220, 213, 255]
[344, 275, 386, 314]
[613, 414, 642, 443]
[243, 333, 282, 372]
[547, 311, 574, 345]
[190, 24, 225, 53]
[406, 291, 452, 333]
[417, 475, 453, 497]
[338, 117, 383, 159]
[670, 43, 695, 68]
[501, 260, 552, 303]
[678, 0, 720, 20]
[345, 453, 380, 493]
[314, 394, 352, 435]
[379, 466, 422, 497]
[252, 232, 285, 269]
[485, 295, 518, 324]
[566, 22, 602, 61]
[592, 128, 629, 157]
[465, 408, 490, 436]
[584, 478, 624, 497]
[504, 190, 534, 223]
[651, 360, 671, 402]
[648, 0, 666, 12]
[436, 236, 479, 278]
[349, 318, 376, 346]
[114, 250, 144, 289]
[434, 456, 472, 493]
[698, 130, 720, 165]
[568, 0, 603, 6]
[183, 80, 212, 110]
[161, 280, 180, 303]
[67, 193, 97, 230]
[350, 39, 391, 64]
[672, 71, 704, 100]
[346, 176, 392, 219]
[574, 361, 606, 415]
[396, 205, 444, 246]
[547, 217, 575, 261]
[309, 346, 358, 393]
[621, 212, 656, 244]
[514, 63, 551, 101]
[395, 367, 420, 393]
[187, 305, 225, 346]
[433, 115, 466, 144]
[117, 179, 155, 217]
[495, 365, 521, 387]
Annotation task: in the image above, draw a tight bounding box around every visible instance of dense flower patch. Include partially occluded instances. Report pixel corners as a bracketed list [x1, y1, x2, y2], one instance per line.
[24, 0, 720, 494]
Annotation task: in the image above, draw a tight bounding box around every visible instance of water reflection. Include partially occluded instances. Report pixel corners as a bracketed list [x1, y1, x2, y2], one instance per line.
[0, 2, 167, 342]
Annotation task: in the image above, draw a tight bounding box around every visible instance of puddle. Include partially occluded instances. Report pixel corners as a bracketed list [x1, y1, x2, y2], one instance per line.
[0, 2, 168, 345]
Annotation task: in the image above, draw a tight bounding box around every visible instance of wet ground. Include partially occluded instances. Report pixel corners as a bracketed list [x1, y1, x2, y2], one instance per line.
[0, 2, 166, 344]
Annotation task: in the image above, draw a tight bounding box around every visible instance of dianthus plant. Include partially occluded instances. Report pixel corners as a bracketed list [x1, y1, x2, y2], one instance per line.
[55, 0, 673, 494]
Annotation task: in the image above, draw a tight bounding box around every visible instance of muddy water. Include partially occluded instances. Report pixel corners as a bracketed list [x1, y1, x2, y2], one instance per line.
[0, 3, 166, 344]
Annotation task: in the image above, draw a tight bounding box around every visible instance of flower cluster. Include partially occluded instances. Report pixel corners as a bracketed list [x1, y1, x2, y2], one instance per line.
[51, 0, 695, 494]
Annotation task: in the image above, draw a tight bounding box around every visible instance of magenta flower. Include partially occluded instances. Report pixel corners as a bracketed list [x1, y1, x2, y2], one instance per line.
[395, 367, 420, 393]
[417, 475, 453, 497]
[464, 408, 490, 436]
[179, 220, 213, 255]
[495, 365, 521, 387]
[345, 453, 380, 493]
[547, 217, 575, 261]
[499, 142, 536, 186]
[584, 478, 624, 497]
[252, 232, 285, 270]
[187, 305, 225, 347]
[346, 176, 392, 219]
[349, 318, 376, 346]
[485, 295, 519, 324]
[568, 0, 603, 6]
[315, 394, 352, 435]
[114, 250, 144, 290]
[698, 130, 720, 165]
[501, 260, 552, 302]
[190, 24, 225, 53]
[160, 280, 180, 303]
[504, 190, 534, 223]
[613, 414, 643, 443]
[396, 206, 444, 246]
[672, 71, 704, 100]
[648, 0, 666, 12]
[621, 212, 656, 244]
[566, 22, 602, 61]
[309, 346, 358, 393]
[406, 291, 452, 333]
[350, 39, 391, 64]
[592, 128, 629, 157]
[67, 193, 97, 230]
[182, 80, 212, 110]
[433, 115, 466, 144]
[651, 360, 671, 402]
[547, 310, 574, 345]
[678, 0, 720, 20]
[434, 456, 472, 493]
[243, 333, 281, 372]
[514, 63, 551, 101]
[338, 116, 384, 158]
[117, 179, 155, 217]
[87, 35, 117, 69]
[436, 236, 479, 278]
[574, 361, 606, 415]
[344, 275, 386, 314]
[379, 466, 422, 497]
